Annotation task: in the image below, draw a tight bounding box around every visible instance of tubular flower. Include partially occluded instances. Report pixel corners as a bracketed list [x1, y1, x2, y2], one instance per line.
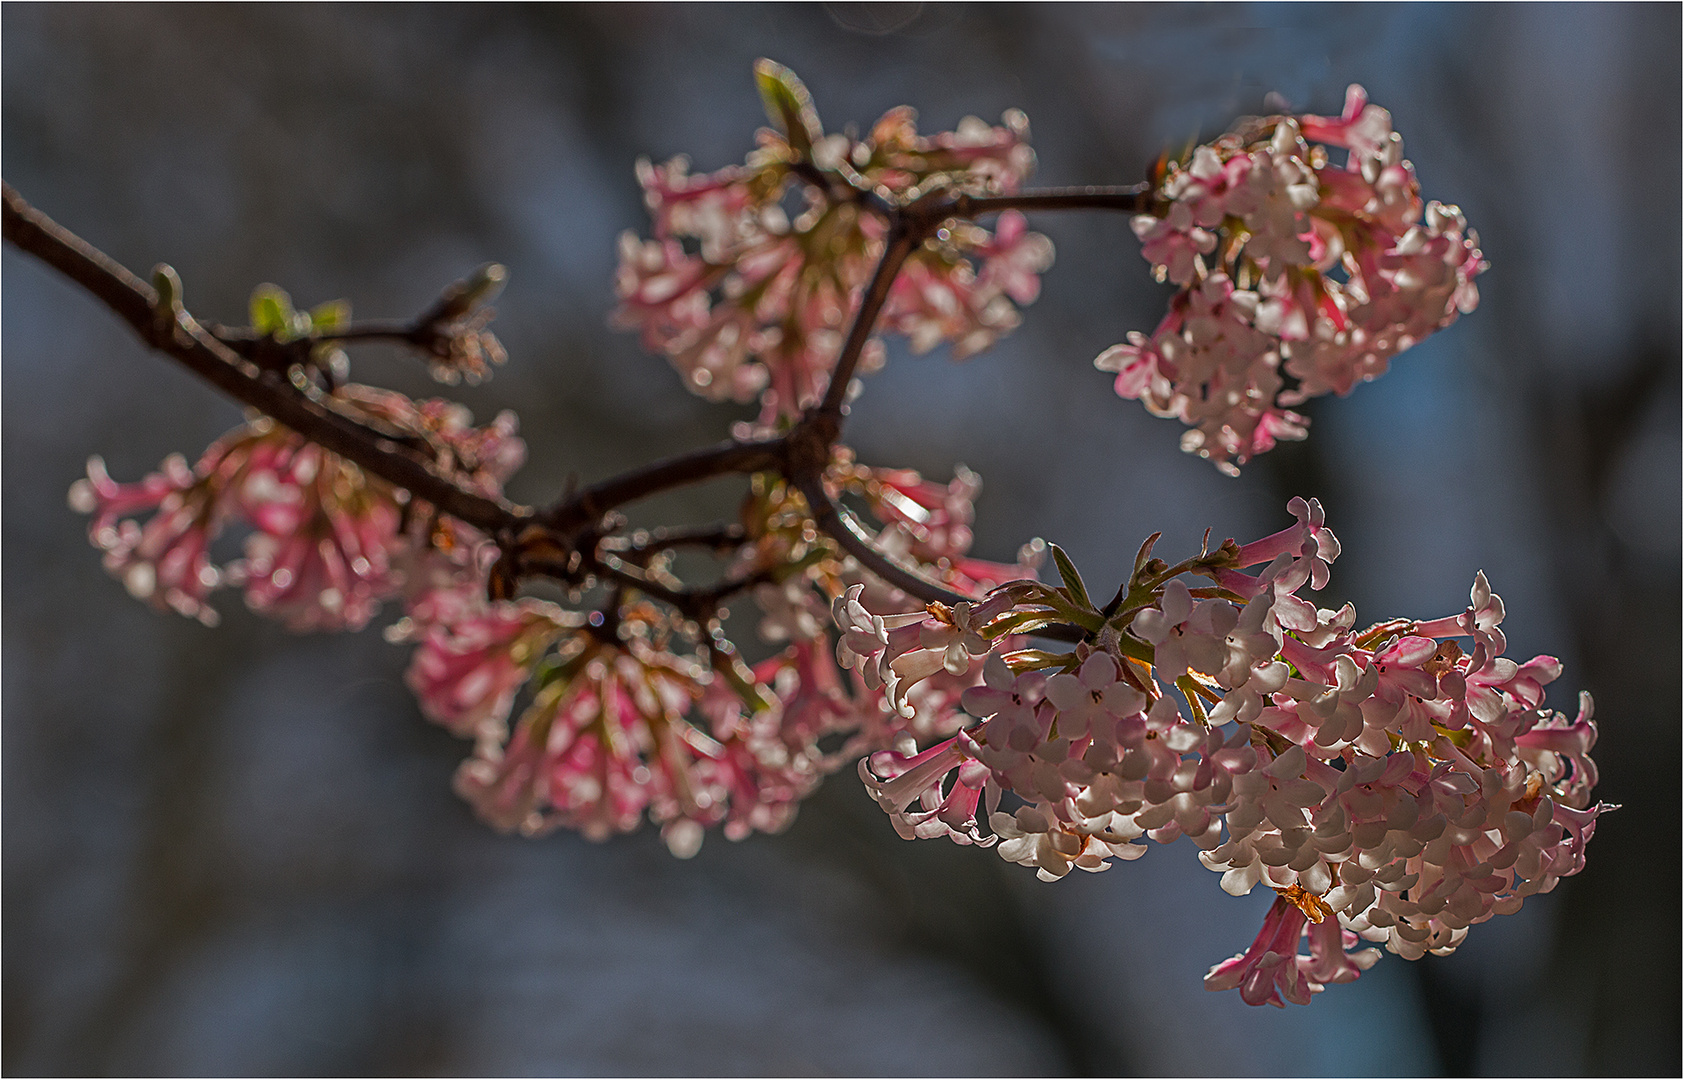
[229, 432, 407, 632]
[846, 461, 982, 563]
[613, 62, 1051, 421]
[395, 587, 577, 746]
[69, 452, 226, 626]
[1098, 85, 1486, 473]
[839, 499, 1608, 1005]
[67, 387, 525, 631]
[1204, 891, 1380, 1007]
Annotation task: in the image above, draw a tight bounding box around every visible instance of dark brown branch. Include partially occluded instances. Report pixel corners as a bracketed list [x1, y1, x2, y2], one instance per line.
[2, 182, 526, 536]
[328, 261, 507, 355]
[952, 184, 1152, 218]
[807, 182, 1150, 431]
[788, 160, 891, 216]
[791, 473, 1083, 643]
[541, 438, 787, 533]
[580, 548, 778, 622]
[2, 184, 154, 327]
[583, 555, 696, 613]
[815, 225, 917, 418]
[309, 319, 415, 342]
[793, 474, 971, 606]
[640, 522, 748, 553]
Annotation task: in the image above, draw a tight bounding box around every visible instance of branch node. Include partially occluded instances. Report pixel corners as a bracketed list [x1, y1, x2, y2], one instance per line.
[149, 263, 185, 347]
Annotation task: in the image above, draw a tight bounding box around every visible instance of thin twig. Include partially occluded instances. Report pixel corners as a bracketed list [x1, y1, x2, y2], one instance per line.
[313, 320, 417, 342]
[1, 182, 794, 551]
[1, 182, 527, 536]
[953, 184, 1151, 218]
[541, 438, 787, 533]
[814, 226, 917, 418]
[794, 474, 970, 605]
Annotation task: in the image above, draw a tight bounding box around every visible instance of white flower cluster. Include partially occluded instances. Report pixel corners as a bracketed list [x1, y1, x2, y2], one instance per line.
[846, 500, 1609, 1006]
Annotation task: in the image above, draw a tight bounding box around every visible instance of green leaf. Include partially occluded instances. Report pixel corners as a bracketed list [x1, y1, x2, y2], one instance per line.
[1048, 543, 1094, 611]
[307, 299, 351, 333]
[250, 284, 295, 337]
[985, 610, 1061, 638]
[753, 58, 820, 158]
[1000, 648, 1078, 673]
[1131, 531, 1162, 581]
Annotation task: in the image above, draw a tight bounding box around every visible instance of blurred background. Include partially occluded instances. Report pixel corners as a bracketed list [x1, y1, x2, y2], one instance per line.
[4, 4, 1678, 1074]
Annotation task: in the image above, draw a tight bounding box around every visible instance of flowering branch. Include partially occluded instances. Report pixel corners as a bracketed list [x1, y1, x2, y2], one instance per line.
[14, 62, 1604, 1010]
[1, 183, 858, 603]
[4, 176, 1027, 656]
[1, 182, 527, 537]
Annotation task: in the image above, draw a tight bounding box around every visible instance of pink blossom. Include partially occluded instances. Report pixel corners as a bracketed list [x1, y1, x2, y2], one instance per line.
[1096, 274, 1310, 476]
[884, 212, 1055, 360]
[69, 453, 225, 625]
[858, 733, 996, 846]
[758, 638, 879, 758]
[70, 388, 527, 632]
[992, 803, 1145, 881]
[1131, 579, 1239, 681]
[1132, 201, 1215, 287]
[1225, 496, 1342, 594]
[232, 437, 407, 632]
[1102, 85, 1485, 472]
[854, 462, 981, 563]
[453, 628, 836, 856]
[832, 582, 1011, 718]
[614, 67, 1052, 422]
[1204, 892, 1379, 1007]
[1298, 84, 1396, 161]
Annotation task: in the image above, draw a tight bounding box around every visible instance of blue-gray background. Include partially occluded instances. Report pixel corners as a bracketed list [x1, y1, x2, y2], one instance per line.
[4, 4, 1678, 1075]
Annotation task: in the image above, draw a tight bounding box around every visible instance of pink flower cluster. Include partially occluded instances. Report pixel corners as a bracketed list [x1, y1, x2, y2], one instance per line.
[1099, 86, 1487, 473]
[68, 386, 524, 630]
[405, 581, 862, 857]
[399, 453, 1043, 853]
[613, 64, 1052, 421]
[446, 620, 827, 857]
[847, 498, 1608, 1006]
